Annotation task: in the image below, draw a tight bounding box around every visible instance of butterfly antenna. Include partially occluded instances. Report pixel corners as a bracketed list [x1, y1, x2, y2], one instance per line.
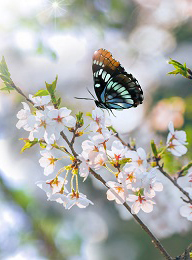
[74, 97, 94, 101]
[86, 88, 96, 100]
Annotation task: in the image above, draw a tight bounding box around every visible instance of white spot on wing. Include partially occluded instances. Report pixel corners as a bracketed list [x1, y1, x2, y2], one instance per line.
[95, 84, 100, 88]
[105, 74, 110, 82]
[102, 71, 107, 79]
[99, 69, 103, 75]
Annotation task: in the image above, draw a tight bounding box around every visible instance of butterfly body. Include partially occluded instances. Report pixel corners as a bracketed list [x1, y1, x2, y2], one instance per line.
[92, 48, 143, 110]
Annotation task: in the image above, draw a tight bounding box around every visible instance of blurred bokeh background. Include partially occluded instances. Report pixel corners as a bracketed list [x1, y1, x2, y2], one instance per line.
[0, 0, 192, 259]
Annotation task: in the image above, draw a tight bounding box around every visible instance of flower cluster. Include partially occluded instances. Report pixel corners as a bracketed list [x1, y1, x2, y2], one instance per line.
[77, 108, 163, 214]
[106, 148, 163, 214]
[16, 95, 93, 209]
[166, 121, 188, 157]
[16, 95, 76, 145]
[78, 108, 112, 181]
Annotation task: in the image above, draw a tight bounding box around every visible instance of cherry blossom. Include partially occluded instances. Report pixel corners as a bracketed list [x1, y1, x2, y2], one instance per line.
[167, 139, 188, 157]
[118, 165, 138, 189]
[125, 147, 148, 171]
[39, 150, 58, 175]
[48, 107, 76, 135]
[36, 177, 68, 199]
[167, 121, 187, 145]
[180, 204, 192, 221]
[188, 173, 192, 183]
[127, 194, 156, 214]
[106, 181, 126, 204]
[179, 187, 192, 221]
[16, 102, 36, 131]
[107, 140, 127, 164]
[29, 94, 51, 107]
[30, 108, 55, 143]
[78, 153, 90, 181]
[167, 121, 188, 157]
[90, 107, 111, 133]
[88, 150, 107, 170]
[65, 192, 94, 209]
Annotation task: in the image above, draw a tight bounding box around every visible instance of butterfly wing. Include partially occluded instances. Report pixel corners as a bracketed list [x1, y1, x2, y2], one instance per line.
[92, 48, 143, 109]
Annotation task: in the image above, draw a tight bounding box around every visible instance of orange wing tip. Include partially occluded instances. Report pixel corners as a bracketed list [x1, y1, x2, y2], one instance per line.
[93, 48, 120, 69]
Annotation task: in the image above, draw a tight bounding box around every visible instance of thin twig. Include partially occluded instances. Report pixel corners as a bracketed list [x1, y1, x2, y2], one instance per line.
[60, 131, 78, 157]
[157, 162, 192, 204]
[114, 133, 136, 150]
[172, 243, 192, 260]
[10, 80, 35, 105]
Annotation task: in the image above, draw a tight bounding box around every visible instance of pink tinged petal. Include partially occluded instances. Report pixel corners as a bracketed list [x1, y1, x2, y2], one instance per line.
[48, 109, 59, 119]
[129, 151, 139, 161]
[27, 115, 36, 127]
[173, 143, 187, 156]
[111, 140, 124, 153]
[82, 140, 94, 151]
[48, 194, 64, 204]
[168, 148, 182, 157]
[40, 150, 52, 158]
[180, 205, 192, 218]
[131, 201, 141, 214]
[175, 131, 187, 144]
[168, 121, 174, 134]
[137, 147, 146, 160]
[141, 201, 154, 213]
[127, 194, 138, 202]
[59, 107, 71, 117]
[63, 116, 76, 127]
[36, 181, 52, 197]
[16, 120, 26, 129]
[39, 157, 50, 167]
[42, 96, 51, 105]
[166, 133, 172, 144]
[153, 182, 163, 192]
[77, 198, 94, 208]
[106, 189, 116, 201]
[79, 163, 90, 182]
[28, 131, 35, 141]
[44, 164, 55, 176]
[22, 102, 30, 111]
[106, 189, 124, 204]
[145, 189, 155, 198]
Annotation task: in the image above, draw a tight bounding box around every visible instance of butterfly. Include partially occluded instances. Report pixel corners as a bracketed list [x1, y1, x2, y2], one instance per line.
[76, 48, 143, 112]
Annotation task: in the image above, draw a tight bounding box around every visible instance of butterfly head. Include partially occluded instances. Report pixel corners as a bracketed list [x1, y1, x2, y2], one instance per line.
[94, 100, 107, 109]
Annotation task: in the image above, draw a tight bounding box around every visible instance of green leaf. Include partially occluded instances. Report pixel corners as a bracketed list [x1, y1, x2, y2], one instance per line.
[20, 139, 38, 153]
[76, 111, 84, 127]
[0, 56, 15, 93]
[0, 56, 10, 77]
[45, 75, 58, 94]
[45, 75, 58, 105]
[107, 126, 117, 133]
[39, 141, 47, 149]
[33, 89, 49, 97]
[150, 140, 158, 157]
[57, 97, 62, 107]
[168, 58, 191, 79]
[0, 85, 14, 92]
[179, 161, 192, 176]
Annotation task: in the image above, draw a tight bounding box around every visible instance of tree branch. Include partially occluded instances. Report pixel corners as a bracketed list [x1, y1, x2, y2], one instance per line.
[157, 162, 192, 204]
